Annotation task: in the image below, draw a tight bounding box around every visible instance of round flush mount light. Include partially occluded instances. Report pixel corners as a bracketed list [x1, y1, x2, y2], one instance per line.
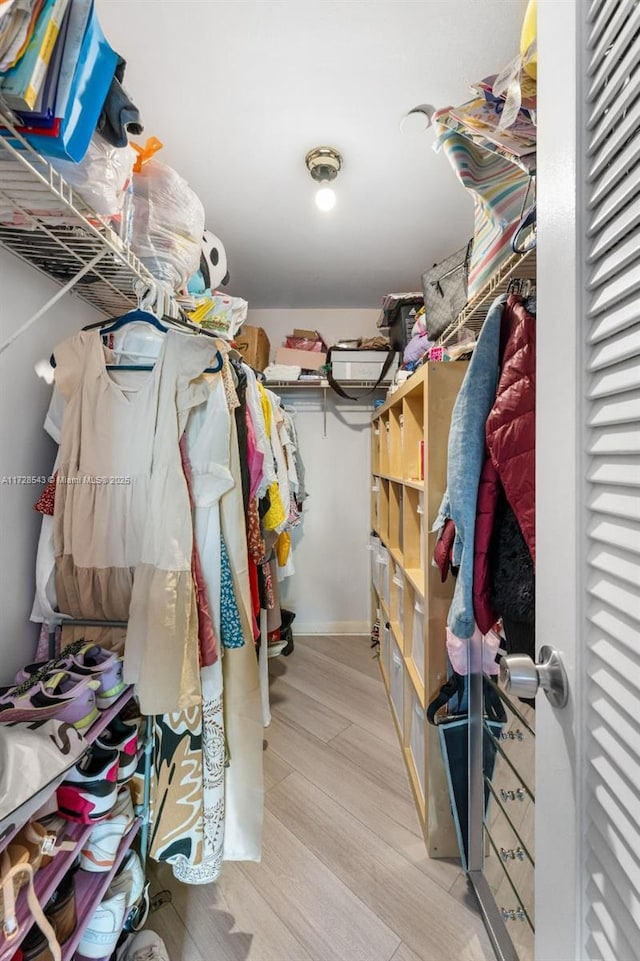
[305, 146, 342, 211]
[400, 104, 436, 136]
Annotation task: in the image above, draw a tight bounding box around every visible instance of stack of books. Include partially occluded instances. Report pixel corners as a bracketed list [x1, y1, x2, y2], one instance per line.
[0, 0, 90, 136]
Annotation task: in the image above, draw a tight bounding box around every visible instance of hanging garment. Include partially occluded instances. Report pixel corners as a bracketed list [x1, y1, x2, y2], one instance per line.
[432, 295, 505, 640]
[148, 707, 204, 867]
[244, 365, 276, 499]
[219, 416, 264, 863]
[485, 295, 536, 560]
[256, 382, 286, 531]
[171, 374, 234, 883]
[52, 328, 216, 713]
[472, 295, 536, 633]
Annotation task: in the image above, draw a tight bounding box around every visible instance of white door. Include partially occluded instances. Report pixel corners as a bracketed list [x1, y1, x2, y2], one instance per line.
[536, 2, 640, 959]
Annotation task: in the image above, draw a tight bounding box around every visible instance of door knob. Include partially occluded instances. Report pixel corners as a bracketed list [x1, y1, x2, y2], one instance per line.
[499, 645, 569, 708]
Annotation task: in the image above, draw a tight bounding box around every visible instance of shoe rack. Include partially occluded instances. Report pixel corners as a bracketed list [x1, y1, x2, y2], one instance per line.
[0, 688, 147, 961]
[371, 361, 467, 858]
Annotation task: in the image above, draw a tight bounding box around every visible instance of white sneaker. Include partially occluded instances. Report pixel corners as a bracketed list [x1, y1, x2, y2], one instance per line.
[109, 850, 148, 929]
[78, 889, 127, 959]
[117, 929, 169, 961]
[80, 787, 135, 872]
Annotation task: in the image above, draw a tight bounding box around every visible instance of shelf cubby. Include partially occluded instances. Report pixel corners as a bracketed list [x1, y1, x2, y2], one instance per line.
[379, 415, 390, 476]
[371, 422, 381, 476]
[388, 407, 403, 479]
[388, 481, 403, 555]
[402, 384, 425, 484]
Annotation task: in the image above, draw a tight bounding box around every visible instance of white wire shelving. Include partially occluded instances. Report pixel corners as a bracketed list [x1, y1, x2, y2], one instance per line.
[0, 111, 159, 318]
[437, 249, 536, 346]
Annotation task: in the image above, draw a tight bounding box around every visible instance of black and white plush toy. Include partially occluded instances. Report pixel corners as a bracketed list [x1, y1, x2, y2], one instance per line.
[188, 229, 230, 294]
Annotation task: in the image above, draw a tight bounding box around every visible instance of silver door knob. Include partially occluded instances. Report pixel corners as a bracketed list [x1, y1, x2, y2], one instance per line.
[499, 645, 569, 708]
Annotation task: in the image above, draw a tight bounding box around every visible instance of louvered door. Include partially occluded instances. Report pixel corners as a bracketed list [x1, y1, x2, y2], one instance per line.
[536, 1, 640, 960]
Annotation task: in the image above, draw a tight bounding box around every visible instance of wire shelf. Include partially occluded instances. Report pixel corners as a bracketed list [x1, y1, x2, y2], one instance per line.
[0, 112, 159, 317]
[265, 379, 389, 390]
[437, 249, 536, 346]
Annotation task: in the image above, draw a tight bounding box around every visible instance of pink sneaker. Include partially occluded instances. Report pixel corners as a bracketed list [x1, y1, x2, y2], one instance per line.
[0, 670, 100, 729]
[57, 746, 120, 823]
[95, 716, 139, 783]
[15, 642, 126, 709]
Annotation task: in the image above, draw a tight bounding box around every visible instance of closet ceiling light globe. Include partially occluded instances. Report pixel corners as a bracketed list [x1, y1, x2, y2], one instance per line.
[315, 187, 336, 212]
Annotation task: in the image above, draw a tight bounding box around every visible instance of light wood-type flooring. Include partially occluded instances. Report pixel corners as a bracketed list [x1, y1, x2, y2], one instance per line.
[147, 635, 494, 961]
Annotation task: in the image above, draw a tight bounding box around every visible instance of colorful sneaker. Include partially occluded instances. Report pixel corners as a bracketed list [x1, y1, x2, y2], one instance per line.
[15, 642, 126, 710]
[56, 746, 119, 823]
[0, 671, 99, 729]
[95, 716, 139, 783]
[80, 787, 135, 872]
[77, 888, 127, 959]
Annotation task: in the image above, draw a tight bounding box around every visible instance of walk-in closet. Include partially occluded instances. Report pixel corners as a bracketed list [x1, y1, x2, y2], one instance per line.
[0, 2, 638, 961]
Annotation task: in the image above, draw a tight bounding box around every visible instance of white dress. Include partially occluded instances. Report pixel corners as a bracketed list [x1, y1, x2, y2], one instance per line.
[52, 328, 218, 713]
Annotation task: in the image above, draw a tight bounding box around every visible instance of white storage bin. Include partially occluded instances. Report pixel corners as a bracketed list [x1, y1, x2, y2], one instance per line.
[370, 534, 381, 593]
[393, 568, 404, 631]
[409, 691, 426, 803]
[332, 350, 399, 383]
[411, 599, 425, 684]
[383, 623, 392, 677]
[380, 546, 391, 607]
[379, 621, 390, 677]
[390, 641, 404, 726]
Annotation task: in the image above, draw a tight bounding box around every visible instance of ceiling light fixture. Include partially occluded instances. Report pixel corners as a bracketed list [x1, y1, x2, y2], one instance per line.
[305, 146, 342, 212]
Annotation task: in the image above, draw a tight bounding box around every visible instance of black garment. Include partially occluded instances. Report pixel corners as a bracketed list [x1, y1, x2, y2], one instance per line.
[97, 57, 144, 148]
[490, 493, 535, 625]
[230, 358, 250, 516]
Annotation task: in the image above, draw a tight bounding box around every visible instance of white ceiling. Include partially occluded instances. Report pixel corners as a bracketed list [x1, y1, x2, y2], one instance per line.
[97, 0, 527, 309]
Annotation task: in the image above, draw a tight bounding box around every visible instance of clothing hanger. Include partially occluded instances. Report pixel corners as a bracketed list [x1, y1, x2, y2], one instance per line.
[50, 282, 224, 373]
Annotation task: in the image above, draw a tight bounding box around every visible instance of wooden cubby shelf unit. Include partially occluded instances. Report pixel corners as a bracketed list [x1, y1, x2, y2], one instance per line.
[370, 362, 467, 859]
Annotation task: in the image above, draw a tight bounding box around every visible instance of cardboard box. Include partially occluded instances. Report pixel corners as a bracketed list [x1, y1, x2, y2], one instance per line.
[292, 328, 319, 340]
[235, 325, 270, 371]
[275, 346, 327, 371]
[331, 350, 398, 382]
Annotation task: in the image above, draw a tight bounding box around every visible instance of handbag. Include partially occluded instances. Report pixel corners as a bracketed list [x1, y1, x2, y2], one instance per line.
[0, 719, 88, 841]
[421, 240, 473, 341]
[427, 671, 506, 870]
[1, 854, 62, 960]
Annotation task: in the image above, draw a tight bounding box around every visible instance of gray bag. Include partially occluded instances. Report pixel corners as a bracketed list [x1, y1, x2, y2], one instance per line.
[421, 239, 473, 340]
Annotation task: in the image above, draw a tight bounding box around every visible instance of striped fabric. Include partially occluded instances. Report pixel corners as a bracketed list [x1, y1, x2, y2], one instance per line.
[436, 123, 533, 297]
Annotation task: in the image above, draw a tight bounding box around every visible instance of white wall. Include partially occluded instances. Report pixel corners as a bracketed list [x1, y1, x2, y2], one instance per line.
[248, 308, 380, 634]
[0, 249, 101, 684]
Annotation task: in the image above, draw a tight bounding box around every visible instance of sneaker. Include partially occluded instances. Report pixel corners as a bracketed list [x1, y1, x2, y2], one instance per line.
[15, 642, 126, 710]
[95, 716, 139, 783]
[109, 850, 147, 931]
[77, 888, 127, 959]
[0, 671, 100, 729]
[56, 746, 119, 823]
[80, 787, 135, 872]
[116, 929, 169, 961]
